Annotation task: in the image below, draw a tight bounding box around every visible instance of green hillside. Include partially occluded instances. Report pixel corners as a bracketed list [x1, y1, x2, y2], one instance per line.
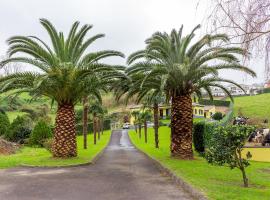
[233, 93, 270, 121]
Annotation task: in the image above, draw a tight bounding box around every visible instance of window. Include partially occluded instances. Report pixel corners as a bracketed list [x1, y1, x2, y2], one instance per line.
[195, 109, 197, 115]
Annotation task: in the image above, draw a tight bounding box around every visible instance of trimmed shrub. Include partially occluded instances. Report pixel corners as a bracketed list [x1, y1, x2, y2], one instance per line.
[212, 112, 223, 121]
[0, 112, 10, 136]
[29, 120, 53, 147]
[193, 121, 205, 153]
[6, 115, 33, 143]
[199, 99, 230, 107]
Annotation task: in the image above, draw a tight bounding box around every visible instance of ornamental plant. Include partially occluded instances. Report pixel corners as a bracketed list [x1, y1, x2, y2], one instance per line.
[205, 125, 255, 187]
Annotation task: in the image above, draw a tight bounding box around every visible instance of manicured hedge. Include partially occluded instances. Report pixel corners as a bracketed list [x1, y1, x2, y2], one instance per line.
[199, 99, 231, 107]
[193, 121, 205, 153]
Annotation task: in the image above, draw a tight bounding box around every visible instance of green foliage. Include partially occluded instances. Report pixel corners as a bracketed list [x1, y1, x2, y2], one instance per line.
[193, 121, 205, 153]
[129, 127, 270, 200]
[205, 125, 255, 187]
[42, 138, 53, 152]
[29, 120, 53, 147]
[6, 115, 33, 143]
[212, 112, 223, 121]
[0, 18, 124, 109]
[0, 112, 10, 136]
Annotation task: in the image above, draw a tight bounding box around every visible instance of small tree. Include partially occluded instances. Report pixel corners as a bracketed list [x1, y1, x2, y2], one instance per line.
[0, 112, 10, 137]
[205, 125, 255, 187]
[212, 112, 223, 121]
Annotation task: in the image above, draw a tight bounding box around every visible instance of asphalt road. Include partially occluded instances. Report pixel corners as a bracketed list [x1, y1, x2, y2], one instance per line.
[0, 130, 194, 200]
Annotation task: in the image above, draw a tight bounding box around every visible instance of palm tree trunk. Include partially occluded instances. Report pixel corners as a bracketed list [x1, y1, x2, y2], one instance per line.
[144, 120, 148, 143]
[82, 97, 88, 149]
[93, 114, 97, 145]
[171, 94, 193, 159]
[139, 124, 142, 138]
[52, 104, 77, 157]
[98, 118, 101, 140]
[153, 102, 159, 148]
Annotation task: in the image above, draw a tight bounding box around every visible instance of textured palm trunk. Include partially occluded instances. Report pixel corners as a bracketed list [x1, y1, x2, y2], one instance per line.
[93, 113, 97, 145]
[153, 102, 159, 148]
[52, 104, 77, 157]
[82, 97, 88, 149]
[171, 94, 193, 159]
[144, 120, 148, 143]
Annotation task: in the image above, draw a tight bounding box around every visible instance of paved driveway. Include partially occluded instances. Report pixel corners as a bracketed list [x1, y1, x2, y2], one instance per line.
[0, 130, 194, 200]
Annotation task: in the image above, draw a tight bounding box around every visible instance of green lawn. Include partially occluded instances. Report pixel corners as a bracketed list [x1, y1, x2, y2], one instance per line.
[0, 130, 111, 169]
[129, 127, 270, 200]
[233, 93, 270, 121]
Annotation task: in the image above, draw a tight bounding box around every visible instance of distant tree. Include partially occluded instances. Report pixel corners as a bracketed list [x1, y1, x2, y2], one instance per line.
[140, 110, 152, 143]
[131, 110, 140, 133]
[205, 125, 255, 187]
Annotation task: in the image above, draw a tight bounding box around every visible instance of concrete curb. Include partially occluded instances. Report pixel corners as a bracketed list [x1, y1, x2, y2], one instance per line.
[128, 133, 207, 200]
[19, 131, 113, 169]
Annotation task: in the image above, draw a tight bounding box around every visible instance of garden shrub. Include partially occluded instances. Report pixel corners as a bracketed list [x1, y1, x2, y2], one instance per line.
[29, 120, 53, 147]
[212, 112, 223, 121]
[43, 138, 53, 152]
[0, 112, 10, 136]
[6, 115, 33, 143]
[193, 121, 205, 153]
[205, 125, 255, 187]
[20, 107, 39, 120]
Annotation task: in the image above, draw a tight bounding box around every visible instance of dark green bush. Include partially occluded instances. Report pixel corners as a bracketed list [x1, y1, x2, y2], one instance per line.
[6, 115, 33, 143]
[20, 107, 39, 120]
[0, 112, 10, 136]
[193, 121, 205, 153]
[29, 120, 53, 147]
[199, 99, 230, 107]
[212, 112, 223, 121]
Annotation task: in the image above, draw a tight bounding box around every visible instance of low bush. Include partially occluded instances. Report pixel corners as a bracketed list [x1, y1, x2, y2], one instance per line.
[29, 120, 53, 147]
[0, 113, 10, 136]
[6, 115, 33, 143]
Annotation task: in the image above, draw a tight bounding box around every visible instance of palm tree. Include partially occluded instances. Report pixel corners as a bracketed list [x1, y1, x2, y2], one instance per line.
[131, 110, 140, 133]
[0, 19, 124, 157]
[127, 25, 256, 159]
[140, 110, 152, 143]
[89, 101, 104, 144]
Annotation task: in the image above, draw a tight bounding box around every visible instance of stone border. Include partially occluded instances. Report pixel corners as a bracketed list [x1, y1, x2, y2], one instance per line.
[19, 132, 113, 169]
[128, 133, 207, 200]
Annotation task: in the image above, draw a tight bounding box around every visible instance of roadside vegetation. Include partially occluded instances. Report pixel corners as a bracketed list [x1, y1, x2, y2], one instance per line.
[129, 127, 270, 200]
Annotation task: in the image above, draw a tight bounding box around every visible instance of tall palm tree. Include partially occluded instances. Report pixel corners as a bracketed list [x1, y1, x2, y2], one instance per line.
[0, 19, 124, 157]
[127, 25, 256, 159]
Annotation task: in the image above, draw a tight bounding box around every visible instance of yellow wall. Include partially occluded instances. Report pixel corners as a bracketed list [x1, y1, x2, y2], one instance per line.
[204, 107, 216, 119]
[193, 106, 204, 117]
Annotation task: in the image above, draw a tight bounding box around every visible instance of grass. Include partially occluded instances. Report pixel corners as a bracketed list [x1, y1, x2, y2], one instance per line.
[129, 127, 270, 200]
[0, 130, 111, 169]
[233, 93, 270, 121]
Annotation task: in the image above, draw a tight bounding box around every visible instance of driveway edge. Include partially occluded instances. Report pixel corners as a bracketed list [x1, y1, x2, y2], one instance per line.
[128, 133, 207, 200]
